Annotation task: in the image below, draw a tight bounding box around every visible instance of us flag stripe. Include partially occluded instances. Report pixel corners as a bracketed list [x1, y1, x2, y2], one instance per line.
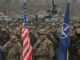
[21, 1, 33, 60]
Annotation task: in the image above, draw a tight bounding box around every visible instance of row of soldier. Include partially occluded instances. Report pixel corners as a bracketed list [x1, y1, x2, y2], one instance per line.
[0, 17, 23, 60]
[0, 17, 80, 60]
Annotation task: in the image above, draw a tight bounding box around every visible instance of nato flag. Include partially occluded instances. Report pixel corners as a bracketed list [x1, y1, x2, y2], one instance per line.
[58, 2, 70, 60]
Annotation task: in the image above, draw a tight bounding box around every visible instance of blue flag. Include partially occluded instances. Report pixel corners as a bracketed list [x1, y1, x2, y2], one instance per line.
[0, 47, 1, 60]
[58, 2, 70, 60]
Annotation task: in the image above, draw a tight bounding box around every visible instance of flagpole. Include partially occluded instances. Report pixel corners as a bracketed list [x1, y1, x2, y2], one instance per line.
[67, 50, 69, 60]
[67, 1, 70, 60]
[24, 1, 32, 60]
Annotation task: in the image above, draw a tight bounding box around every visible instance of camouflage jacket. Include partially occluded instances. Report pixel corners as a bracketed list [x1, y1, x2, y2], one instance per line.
[1, 38, 22, 60]
[33, 38, 55, 58]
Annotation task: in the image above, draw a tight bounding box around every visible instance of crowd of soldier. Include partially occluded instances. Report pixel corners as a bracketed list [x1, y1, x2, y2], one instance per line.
[0, 17, 23, 60]
[0, 17, 80, 60]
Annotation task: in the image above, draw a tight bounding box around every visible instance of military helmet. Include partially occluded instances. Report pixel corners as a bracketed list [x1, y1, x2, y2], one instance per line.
[17, 30, 22, 32]
[76, 25, 80, 28]
[28, 26, 32, 30]
[57, 28, 62, 32]
[12, 27, 16, 30]
[70, 31, 74, 34]
[40, 30, 46, 35]
[11, 32, 17, 36]
[15, 20, 19, 23]
[51, 27, 56, 30]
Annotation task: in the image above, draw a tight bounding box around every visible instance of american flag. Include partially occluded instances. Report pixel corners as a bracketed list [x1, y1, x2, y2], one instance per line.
[21, 1, 33, 60]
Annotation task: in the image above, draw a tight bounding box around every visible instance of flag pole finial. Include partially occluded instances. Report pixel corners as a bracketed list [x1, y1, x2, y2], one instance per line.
[24, 0, 26, 2]
[68, 0, 70, 3]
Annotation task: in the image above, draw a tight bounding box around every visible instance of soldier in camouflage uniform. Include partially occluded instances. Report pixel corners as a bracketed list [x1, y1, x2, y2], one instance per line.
[51, 27, 60, 60]
[69, 25, 80, 60]
[69, 30, 76, 60]
[15, 20, 19, 27]
[12, 18, 16, 23]
[46, 27, 55, 44]
[1, 32, 22, 60]
[1, 26, 10, 46]
[9, 21, 14, 27]
[16, 30, 23, 46]
[33, 30, 55, 60]
[6, 24, 9, 32]
[9, 27, 13, 34]
[51, 26, 59, 41]
[32, 26, 39, 42]
[1, 17, 6, 25]
[28, 26, 37, 47]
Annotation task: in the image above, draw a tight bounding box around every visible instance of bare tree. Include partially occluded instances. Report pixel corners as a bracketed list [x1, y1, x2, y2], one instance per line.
[0, 0, 7, 15]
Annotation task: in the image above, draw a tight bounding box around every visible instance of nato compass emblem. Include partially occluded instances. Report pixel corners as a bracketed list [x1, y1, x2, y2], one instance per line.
[60, 23, 70, 41]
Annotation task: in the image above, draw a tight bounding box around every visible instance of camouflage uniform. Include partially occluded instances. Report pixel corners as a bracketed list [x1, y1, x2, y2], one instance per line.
[33, 30, 55, 60]
[51, 27, 59, 41]
[46, 28, 55, 44]
[16, 30, 23, 46]
[1, 38, 22, 60]
[29, 26, 37, 47]
[69, 25, 80, 60]
[69, 30, 76, 60]
[1, 26, 10, 46]
[51, 27, 60, 60]
[0, 28, 10, 60]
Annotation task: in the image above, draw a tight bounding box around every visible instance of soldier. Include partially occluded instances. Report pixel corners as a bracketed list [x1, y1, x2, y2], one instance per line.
[57, 27, 62, 38]
[70, 23, 74, 29]
[51, 27, 60, 60]
[32, 26, 39, 41]
[6, 24, 9, 32]
[69, 39, 80, 60]
[16, 30, 23, 46]
[9, 21, 14, 27]
[75, 25, 80, 40]
[69, 25, 80, 60]
[58, 18, 62, 23]
[70, 19, 74, 24]
[49, 19, 52, 23]
[1, 26, 10, 46]
[12, 18, 16, 23]
[33, 30, 55, 60]
[56, 21, 60, 28]
[74, 22, 79, 28]
[0, 26, 10, 60]
[12, 27, 17, 33]
[51, 22, 56, 26]
[1, 32, 23, 60]
[36, 27, 41, 37]
[15, 20, 19, 26]
[28, 26, 36, 47]
[9, 27, 13, 33]
[1, 17, 6, 25]
[51, 26, 59, 41]
[46, 27, 55, 44]
[19, 22, 23, 29]
[16, 26, 20, 31]
[70, 29, 76, 44]
[69, 30, 76, 60]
